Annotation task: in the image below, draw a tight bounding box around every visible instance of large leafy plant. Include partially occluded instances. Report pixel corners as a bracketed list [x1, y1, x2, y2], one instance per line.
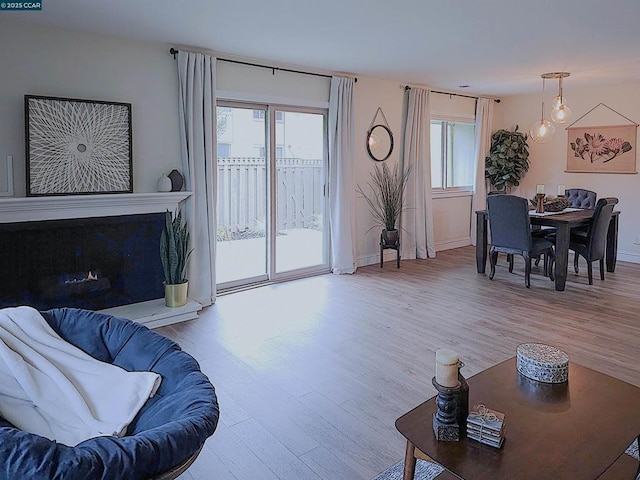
[357, 162, 412, 232]
[160, 209, 192, 285]
[485, 126, 530, 192]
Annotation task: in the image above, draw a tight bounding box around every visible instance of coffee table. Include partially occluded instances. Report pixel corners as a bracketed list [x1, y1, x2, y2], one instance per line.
[396, 358, 640, 479]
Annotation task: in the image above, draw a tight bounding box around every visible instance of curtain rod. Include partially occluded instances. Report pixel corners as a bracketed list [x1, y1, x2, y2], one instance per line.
[404, 85, 500, 103]
[169, 48, 357, 82]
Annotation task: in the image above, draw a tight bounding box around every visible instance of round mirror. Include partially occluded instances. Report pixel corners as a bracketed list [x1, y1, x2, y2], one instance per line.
[366, 124, 394, 161]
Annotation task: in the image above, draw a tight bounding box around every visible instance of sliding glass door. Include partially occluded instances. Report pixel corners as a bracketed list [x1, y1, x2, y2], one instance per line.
[273, 109, 327, 276]
[216, 102, 329, 289]
[215, 104, 268, 286]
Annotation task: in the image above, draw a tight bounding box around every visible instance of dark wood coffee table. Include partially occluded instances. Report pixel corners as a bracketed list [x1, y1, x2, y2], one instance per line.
[396, 358, 640, 479]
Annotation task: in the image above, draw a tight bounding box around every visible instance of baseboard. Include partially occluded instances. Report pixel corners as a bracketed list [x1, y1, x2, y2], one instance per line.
[617, 251, 640, 264]
[357, 237, 471, 267]
[435, 237, 471, 252]
[357, 251, 398, 268]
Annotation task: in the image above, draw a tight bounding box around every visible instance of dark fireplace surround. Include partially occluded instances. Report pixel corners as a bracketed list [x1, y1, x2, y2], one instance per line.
[0, 213, 165, 311]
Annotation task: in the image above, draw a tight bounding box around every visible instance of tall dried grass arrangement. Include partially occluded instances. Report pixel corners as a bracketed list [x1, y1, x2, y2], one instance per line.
[357, 163, 412, 232]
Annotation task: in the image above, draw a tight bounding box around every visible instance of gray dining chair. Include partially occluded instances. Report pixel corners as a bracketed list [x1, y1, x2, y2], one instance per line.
[487, 195, 555, 288]
[570, 197, 618, 285]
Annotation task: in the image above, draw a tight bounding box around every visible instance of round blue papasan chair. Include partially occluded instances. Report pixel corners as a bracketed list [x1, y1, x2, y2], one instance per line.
[0, 307, 219, 480]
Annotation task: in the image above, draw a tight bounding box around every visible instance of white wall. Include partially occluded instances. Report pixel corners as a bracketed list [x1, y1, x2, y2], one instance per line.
[0, 19, 181, 195]
[353, 77, 405, 266]
[495, 83, 640, 263]
[0, 19, 475, 268]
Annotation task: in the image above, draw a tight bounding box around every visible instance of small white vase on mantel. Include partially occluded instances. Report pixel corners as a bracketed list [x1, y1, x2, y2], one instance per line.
[157, 173, 172, 192]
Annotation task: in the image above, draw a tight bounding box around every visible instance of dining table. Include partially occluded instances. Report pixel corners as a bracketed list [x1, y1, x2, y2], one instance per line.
[475, 208, 620, 291]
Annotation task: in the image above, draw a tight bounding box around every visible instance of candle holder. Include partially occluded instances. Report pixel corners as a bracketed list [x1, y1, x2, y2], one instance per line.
[535, 193, 545, 213]
[456, 361, 469, 436]
[432, 377, 461, 441]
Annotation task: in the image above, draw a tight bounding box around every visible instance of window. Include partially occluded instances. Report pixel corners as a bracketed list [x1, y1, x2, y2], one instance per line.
[257, 145, 284, 158]
[431, 120, 475, 190]
[217, 143, 231, 158]
[253, 110, 284, 122]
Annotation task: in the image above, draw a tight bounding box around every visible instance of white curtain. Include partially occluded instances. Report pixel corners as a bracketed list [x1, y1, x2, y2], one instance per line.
[401, 87, 435, 259]
[328, 76, 357, 274]
[470, 98, 494, 246]
[177, 51, 217, 306]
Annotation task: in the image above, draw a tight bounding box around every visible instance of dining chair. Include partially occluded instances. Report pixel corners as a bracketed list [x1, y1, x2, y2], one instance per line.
[565, 188, 597, 209]
[487, 195, 555, 288]
[570, 197, 618, 285]
[536, 188, 598, 267]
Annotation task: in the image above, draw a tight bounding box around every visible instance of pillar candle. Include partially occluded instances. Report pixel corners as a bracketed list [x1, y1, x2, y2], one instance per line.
[435, 349, 459, 387]
[536, 184, 545, 194]
[558, 184, 566, 197]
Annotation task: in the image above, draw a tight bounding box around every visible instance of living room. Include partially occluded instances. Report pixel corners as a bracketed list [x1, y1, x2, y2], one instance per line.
[1, 2, 639, 479]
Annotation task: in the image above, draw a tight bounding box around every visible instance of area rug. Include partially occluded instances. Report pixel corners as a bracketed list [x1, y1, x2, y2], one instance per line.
[627, 438, 639, 460]
[372, 459, 443, 480]
[374, 439, 639, 480]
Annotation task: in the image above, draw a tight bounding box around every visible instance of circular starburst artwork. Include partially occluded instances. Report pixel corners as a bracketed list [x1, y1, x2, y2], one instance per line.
[26, 96, 132, 195]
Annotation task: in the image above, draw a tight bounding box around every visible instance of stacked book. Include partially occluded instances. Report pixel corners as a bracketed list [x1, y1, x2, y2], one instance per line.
[467, 404, 505, 448]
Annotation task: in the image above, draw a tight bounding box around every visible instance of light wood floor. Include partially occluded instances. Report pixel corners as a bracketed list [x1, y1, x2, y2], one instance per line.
[157, 246, 640, 480]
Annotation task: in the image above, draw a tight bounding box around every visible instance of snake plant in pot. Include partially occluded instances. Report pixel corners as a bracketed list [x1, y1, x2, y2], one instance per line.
[160, 209, 192, 307]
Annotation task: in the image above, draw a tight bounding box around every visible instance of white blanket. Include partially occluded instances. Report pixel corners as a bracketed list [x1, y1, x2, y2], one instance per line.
[0, 306, 161, 447]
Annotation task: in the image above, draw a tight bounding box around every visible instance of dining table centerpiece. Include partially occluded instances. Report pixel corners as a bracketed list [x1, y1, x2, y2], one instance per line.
[528, 196, 571, 212]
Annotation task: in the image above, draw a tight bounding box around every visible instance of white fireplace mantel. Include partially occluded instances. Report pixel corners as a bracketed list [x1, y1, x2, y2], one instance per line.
[0, 192, 192, 223]
[0, 191, 201, 328]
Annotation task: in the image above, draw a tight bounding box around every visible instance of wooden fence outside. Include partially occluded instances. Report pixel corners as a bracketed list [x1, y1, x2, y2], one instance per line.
[217, 157, 324, 232]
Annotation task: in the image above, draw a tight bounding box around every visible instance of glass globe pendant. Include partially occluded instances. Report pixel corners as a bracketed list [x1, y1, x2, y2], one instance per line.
[529, 118, 556, 144]
[548, 72, 572, 124]
[530, 77, 556, 143]
[551, 103, 572, 123]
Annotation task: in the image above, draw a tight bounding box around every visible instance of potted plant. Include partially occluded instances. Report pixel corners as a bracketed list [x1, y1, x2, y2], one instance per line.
[357, 162, 412, 247]
[485, 126, 530, 193]
[160, 209, 192, 307]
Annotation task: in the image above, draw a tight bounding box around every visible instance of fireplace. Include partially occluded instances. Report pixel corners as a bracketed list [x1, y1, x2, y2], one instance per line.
[0, 213, 165, 311]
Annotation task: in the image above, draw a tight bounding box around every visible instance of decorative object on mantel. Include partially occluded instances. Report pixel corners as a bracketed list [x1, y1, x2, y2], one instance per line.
[516, 343, 569, 383]
[529, 75, 556, 143]
[485, 126, 530, 192]
[160, 209, 192, 307]
[366, 107, 394, 162]
[467, 404, 506, 448]
[356, 162, 411, 268]
[168, 169, 185, 191]
[566, 103, 638, 174]
[0, 155, 14, 197]
[157, 173, 172, 192]
[25, 95, 133, 196]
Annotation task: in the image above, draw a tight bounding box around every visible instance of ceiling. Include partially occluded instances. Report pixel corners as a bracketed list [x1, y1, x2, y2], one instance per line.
[7, 0, 640, 96]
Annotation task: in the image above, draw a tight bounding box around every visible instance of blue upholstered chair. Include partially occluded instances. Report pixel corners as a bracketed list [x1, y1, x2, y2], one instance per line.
[571, 197, 619, 285]
[0, 308, 219, 480]
[487, 195, 555, 288]
[565, 188, 597, 209]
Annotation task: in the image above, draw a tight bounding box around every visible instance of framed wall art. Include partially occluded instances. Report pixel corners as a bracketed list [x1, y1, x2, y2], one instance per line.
[566, 124, 637, 174]
[25, 95, 133, 196]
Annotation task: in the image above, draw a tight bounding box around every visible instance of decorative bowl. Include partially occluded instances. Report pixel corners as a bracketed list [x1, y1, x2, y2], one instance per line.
[529, 196, 571, 212]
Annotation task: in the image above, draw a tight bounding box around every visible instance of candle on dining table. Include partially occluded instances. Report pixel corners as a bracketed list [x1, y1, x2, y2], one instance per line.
[558, 184, 566, 197]
[536, 184, 545, 194]
[435, 349, 460, 387]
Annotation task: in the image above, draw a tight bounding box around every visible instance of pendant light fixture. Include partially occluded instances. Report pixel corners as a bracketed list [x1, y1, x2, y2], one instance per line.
[546, 72, 572, 124]
[529, 76, 556, 144]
